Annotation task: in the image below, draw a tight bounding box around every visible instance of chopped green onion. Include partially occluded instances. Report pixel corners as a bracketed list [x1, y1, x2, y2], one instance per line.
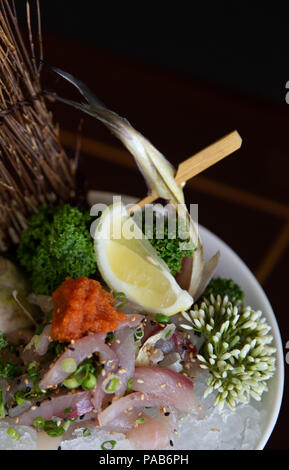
[135, 417, 145, 424]
[47, 311, 53, 323]
[102, 375, 122, 393]
[0, 389, 5, 419]
[105, 377, 120, 393]
[14, 391, 27, 406]
[162, 324, 176, 340]
[62, 377, 80, 389]
[61, 358, 77, 374]
[44, 420, 66, 438]
[101, 440, 116, 450]
[114, 292, 127, 308]
[33, 416, 45, 431]
[134, 326, 144, 342]
[35, 323, 46, 335]
[62, 420, 71, 432]
[83, 428, 91, 437]
[155, 314, 170, 324]
[126, 377, 133, 393]
[64, 407, 72, 414]
[7, 427, 20, 441]
[82, 373, 97, 390]
[105, 332, 116, 344]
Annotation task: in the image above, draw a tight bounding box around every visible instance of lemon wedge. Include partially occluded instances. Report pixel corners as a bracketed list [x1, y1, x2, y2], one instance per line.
[93, 203, 193, 315]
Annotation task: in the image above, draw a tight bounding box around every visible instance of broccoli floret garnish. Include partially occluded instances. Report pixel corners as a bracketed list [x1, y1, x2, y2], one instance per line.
[200, 277, 245, 305]
[17, 204, 97, 295]
[142, 211, 195, 276]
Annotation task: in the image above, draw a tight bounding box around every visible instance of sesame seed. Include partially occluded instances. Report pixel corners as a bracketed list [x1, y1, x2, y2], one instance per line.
[15, 417, 19, 423]
[131, 316, 136, 321]
[140, 394, 145, 401]
[31, 406, 37, 410]
[115, 339, 121, 344]
[118, 368, 127, 374]
[137, 379, 144, 384]
[177, 381, 182, 388]
[170, 440, 174, 447]
[173, 429, 178, 435]
[160, 383, 166, 388]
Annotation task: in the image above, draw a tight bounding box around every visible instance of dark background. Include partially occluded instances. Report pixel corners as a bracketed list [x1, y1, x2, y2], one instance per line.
[18, 1, 289, 104]
[16, 0, 288, 450]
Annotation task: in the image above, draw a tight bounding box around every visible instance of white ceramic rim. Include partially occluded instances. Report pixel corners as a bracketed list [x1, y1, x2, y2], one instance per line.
[87, 190, 285, 450]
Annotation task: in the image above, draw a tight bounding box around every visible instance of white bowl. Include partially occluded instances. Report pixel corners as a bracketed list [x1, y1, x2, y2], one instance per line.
[87, 190, 284, 450]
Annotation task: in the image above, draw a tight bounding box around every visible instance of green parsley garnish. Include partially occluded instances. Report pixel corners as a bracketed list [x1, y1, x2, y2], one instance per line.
[199, 277, 245, 305]
[17, 204, 98, 295]
[142, 211, 195, 275]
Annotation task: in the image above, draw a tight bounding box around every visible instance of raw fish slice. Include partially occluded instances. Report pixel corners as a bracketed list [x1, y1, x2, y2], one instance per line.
[98, 391, 177, 433]
[132, 366, 203, 416]
[39, 333, 118, 389]
[126, 415, 170, 450]
[17, 391, 93, 425]
[110, 327, 135, 397]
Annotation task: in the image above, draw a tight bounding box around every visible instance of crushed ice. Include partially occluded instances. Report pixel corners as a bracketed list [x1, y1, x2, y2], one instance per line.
[0, 371, 267, 450]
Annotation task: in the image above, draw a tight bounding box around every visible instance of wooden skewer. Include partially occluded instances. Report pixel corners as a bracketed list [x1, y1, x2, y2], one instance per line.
[128, 130, 242, 213]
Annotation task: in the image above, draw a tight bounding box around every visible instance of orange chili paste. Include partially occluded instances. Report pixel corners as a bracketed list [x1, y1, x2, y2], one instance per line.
[50, 277, 126, 342]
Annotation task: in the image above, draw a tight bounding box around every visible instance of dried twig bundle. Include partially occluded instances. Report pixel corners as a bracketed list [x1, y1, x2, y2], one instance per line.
[0, 0, 76, 250]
